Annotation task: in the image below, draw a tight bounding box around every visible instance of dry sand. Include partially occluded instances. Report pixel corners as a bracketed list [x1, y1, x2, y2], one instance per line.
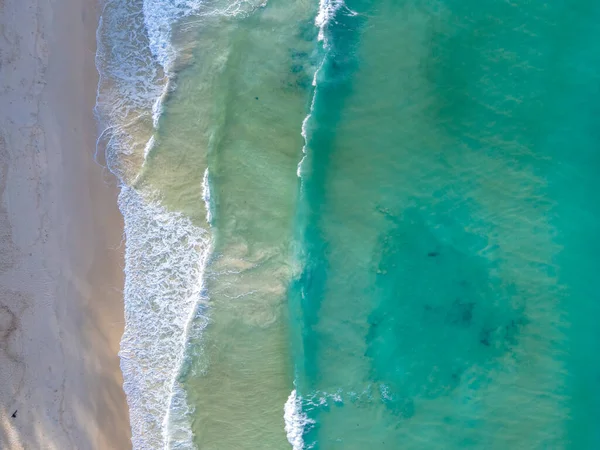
[0, 0, 131, 448]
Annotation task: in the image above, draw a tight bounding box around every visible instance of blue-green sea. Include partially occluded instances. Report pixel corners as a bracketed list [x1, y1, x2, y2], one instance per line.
[96, 0, 600, 448]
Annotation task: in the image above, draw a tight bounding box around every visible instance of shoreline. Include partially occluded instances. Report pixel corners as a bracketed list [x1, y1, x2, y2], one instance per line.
[0, 0, 131, 447]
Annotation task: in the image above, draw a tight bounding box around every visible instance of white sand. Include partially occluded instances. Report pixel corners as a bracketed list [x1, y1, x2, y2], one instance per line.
[0, 0, 131, 447]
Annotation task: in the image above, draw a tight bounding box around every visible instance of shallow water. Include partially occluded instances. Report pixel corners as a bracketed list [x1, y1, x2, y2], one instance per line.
[136, 0, 318, 447]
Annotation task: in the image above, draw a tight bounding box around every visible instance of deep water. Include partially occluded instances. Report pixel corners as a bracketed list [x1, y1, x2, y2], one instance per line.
[290, 0, 600, 448]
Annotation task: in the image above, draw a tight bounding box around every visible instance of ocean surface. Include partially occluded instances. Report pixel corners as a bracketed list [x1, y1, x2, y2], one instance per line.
[95, 0, 600, 448]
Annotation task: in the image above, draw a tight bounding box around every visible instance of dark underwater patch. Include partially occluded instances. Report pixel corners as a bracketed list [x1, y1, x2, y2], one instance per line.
[365, 208, 528, 415]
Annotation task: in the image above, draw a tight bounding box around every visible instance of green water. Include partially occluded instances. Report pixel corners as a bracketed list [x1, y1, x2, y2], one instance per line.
[139, 0, 600, 447]
[138, 0, 317, 447]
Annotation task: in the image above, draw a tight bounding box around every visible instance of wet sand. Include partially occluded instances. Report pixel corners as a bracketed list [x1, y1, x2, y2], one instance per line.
[0, 0, 131, 448]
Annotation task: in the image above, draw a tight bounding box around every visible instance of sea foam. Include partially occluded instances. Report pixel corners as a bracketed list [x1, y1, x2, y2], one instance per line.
[284, 390, 316, 450]
[297, 0, 358, 177]
[143, 0, 204, 127]
[142, 0, 203, 70]
[119, 186, 210, 449]
[95, 1, 210, 448]
[202, 168, 212, 226]
[315, 0, 357, 43]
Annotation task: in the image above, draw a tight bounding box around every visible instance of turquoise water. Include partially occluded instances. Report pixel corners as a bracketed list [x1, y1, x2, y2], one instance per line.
[291, 0, 600, 448]
[97, 0, 600, 447]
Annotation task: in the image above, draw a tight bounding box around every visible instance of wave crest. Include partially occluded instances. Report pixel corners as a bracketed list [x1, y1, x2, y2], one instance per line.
[119, 186, 211, 449]
[284, 390, 316, 450]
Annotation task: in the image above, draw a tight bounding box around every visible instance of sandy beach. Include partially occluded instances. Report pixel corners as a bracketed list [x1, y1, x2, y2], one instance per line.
[0, 0, 131, 448]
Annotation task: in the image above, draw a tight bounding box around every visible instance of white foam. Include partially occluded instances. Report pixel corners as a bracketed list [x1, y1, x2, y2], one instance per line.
[142, 0, 203, 71]
[296, 65, 322, 178]
[152, 81, 170, 129]
[202, 168, 212, 226]
[315, 0, 357, 43]
[95, 0, 206, 178]
[119, 186, 211, 449]
[379, 384, 393, 401]
[163, 382, 196, 449]
[315, 0, 342, 42]
[143, 0, 209, 129]
[95, 2, 210, 446]
[95, 0, 165, 180]
[191, 0, 266, 21]
[302, 389, 347, 408]
[143, 135, 157, 159]
[296, 0, 332, 179]
[284, 390, 315, 450]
